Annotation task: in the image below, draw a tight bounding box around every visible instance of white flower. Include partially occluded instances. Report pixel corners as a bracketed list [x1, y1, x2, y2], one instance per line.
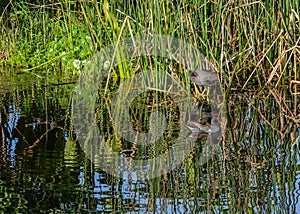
[103, 61, 110, 70]
[73, 59, 81, 69]
[61, 52, 67, 61]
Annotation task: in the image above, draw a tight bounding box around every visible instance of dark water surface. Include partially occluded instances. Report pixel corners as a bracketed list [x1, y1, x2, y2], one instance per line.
[0, 73, 299, 213]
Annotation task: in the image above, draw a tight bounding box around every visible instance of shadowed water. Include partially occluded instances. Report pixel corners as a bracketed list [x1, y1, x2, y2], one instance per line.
[0, 73, 299, 213]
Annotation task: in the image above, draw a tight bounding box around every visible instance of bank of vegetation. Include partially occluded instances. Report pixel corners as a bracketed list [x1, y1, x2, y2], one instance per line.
[0, 1, 299, 95]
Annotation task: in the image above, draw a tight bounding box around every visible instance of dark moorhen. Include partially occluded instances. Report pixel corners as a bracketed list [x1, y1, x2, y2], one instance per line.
[187, 69, 221, 134]
[186, 118, 221, 134]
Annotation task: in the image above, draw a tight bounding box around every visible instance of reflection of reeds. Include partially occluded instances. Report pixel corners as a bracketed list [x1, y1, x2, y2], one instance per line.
[228, 89, 299, 145]
[221, 87, 299, 212]
[97, 64, 185, 160]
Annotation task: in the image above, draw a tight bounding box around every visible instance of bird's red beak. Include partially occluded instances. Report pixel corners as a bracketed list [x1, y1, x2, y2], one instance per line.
[191, 71, 198, 77]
